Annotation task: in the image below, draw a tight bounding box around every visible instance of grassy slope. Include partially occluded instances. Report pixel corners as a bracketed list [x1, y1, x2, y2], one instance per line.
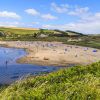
[0, 27, 54, 35]
[65, 36, 100, 49]
[0, 62, 100, 100]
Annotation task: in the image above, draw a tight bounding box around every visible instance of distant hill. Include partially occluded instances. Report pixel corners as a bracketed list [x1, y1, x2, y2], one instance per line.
[0, 27, 85, 37]
[0, 27, 54, 35]
[0, 27, 39, 31]
[53, 29, 85, 37]
[65, 30, 84, 36]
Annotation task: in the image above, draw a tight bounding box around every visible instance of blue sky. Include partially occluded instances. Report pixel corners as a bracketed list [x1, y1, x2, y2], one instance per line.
[0, 0, 100, 34]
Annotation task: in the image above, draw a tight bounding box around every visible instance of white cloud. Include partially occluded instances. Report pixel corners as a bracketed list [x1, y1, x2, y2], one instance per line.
[51, 2, 69, 13]
[42, 12, 100, 34]
[43, 4, 100, 34]
[25, 9, 39, 16]
[25, 8, 57, 20]
[0, 21, 40, 28]
[0, 21, 24, 27]
[51, 3, 90, 19]
[68, 6, 89, 16]
[0, 11, 21, 19]
[41, 13, 57, 20]
[82, 12, 100, 22]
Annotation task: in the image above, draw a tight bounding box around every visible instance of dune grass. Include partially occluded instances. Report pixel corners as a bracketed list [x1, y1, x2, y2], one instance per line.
[0, 62, 100, 100]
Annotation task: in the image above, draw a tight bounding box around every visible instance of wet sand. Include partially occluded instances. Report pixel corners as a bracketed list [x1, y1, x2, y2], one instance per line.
[0, 41, 100, 67]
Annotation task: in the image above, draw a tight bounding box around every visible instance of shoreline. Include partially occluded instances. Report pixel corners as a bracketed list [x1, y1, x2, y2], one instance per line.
[0, 41, 100, 67]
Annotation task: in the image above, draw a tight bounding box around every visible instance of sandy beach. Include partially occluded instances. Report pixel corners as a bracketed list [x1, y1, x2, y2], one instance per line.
[0, 41, 100, 66]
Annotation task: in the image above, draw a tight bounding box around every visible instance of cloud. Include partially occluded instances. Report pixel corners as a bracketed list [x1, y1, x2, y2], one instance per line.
[51, 3, 90, 18]
[25, 9, 39, 16]
[43, 4, 100, 34]
[0, 11, 21, 19]
[68, 7, 90, 17]
[42, 12, 100, 34]
[81, 12, 100, 22]
[25, 8, 57, 20]
[0, 21, 24, 27]
[51, 2, 69, 13]
[0, 21, 40, 28]
[41, 13, 57, 20]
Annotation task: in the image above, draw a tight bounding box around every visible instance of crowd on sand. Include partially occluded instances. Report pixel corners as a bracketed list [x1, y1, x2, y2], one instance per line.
[0, 41, 100, 66]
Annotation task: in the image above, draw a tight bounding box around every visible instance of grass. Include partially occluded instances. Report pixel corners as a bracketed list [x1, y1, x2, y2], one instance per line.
[0, 27, 54, 35]
[0, 62, 100, 100]
[64, 36, 100, 49]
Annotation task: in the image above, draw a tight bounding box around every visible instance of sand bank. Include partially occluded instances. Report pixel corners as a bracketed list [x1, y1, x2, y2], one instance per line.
[0, 41, 100, 67]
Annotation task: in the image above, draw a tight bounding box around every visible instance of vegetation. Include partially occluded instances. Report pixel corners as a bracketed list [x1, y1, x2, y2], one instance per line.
[0, 27, 100, 99]
[0, 27, 83, 40]
[0, 27, 55, 35]
[0, 27, 100, 49]
[0, 62, 100, 100]
[66, 30, 84, 36]
[65, 36, 100, 49]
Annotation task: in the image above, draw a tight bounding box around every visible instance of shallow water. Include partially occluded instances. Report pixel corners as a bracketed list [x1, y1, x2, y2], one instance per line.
[0, 47, 60, 84]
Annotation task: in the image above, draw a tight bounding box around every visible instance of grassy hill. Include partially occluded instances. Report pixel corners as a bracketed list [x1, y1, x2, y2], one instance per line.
[0, 27, 84, 36]
[0, 62, 100, 100]
[0, 27, 54, 35]
[66, 30, 84, 36]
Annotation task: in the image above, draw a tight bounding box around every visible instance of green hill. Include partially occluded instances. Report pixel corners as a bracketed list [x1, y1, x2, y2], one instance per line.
[66, 30, 84, 36]
[0, 27, 54, 35]
[0, 62, 100, 100]
[0, 27, 84, 37]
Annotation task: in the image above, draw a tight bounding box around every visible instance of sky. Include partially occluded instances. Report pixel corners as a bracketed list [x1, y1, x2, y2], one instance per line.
[0, 0, 100, 34]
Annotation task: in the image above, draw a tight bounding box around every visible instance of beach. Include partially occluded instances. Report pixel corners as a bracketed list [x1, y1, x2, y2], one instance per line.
[0, 41, 100, 66]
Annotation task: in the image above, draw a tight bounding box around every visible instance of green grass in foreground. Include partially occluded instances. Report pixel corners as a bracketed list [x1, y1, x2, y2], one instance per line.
[0, 62, 100, 100]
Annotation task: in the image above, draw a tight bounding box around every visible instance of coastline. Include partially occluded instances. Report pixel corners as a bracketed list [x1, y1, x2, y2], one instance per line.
[0, 41, 100, 67]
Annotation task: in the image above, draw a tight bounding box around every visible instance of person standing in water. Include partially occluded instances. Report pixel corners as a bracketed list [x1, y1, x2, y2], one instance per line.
[5, 60, 8, 68]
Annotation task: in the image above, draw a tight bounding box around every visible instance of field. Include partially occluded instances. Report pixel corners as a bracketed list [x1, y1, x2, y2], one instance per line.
[0, 62, 100, 100]
[0, 27, 54, 35]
